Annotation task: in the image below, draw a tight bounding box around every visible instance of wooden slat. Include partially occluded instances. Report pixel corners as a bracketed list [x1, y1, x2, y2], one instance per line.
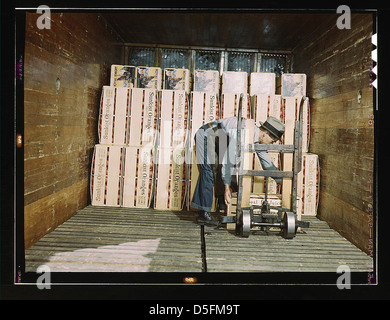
[25, 206, 373, 273]
[24, 13, 122, 249]
[204, 214, 372, 272]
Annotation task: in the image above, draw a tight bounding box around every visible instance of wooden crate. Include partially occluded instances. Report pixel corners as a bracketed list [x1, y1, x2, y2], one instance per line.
[90, 145, 123, 207]
[242, 119, 254, 206]
[163, 68, 190, 93]
[189, 92, 220, 142]
[221, 93, 251, 119]
[251, 94, 283, 126]
[110, 64, 136, 88]
[90, 145, 155, 208]
[128, 88, 158, 147]
[280, 73, 307, 97]
[281, 96, 310, 152]
[136, 66, 162, 90]
[122, 146, 155, 208]
[98, 87, 159, 147]
[249, 72, 276, 96]
[154, 147, 187, 211]
[297, 153, 320, 216]
[281, 96, 310, 208]
[98, 86, 130, 145]
[157, 90, 189, 149]
[154, 90, 189, 211]
[221, 71, 248, 94]
[193, 70, 220, 92]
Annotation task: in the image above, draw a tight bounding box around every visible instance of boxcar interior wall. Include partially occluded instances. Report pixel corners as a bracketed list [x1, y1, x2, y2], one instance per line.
[23, 13, 122, 248]
[22, 10, 375, 258]
[292, 13, 374, 254]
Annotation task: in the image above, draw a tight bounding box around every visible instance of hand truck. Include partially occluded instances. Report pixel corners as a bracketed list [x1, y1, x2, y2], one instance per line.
[220, 93, 310, 239]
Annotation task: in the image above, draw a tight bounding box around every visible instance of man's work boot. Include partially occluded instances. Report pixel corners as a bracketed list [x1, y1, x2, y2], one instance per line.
[197, 211, 220, 227]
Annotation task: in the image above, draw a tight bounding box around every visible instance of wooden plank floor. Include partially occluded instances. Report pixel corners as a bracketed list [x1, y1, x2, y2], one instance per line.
[25, 206, 373, 273]
[25, 206, 202, 272]
[204, 215, 373, 272]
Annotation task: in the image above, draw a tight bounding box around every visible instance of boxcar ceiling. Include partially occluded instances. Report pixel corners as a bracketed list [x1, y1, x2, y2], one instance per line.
[103, 12, 337, 50]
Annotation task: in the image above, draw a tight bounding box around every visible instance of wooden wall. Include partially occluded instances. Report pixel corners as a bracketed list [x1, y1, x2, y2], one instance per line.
[293, 14, 374, 254]
[24, 13, 122, 248]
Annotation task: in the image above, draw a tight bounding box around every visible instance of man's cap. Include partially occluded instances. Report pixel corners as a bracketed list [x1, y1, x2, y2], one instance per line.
[260, 116, 285, 141]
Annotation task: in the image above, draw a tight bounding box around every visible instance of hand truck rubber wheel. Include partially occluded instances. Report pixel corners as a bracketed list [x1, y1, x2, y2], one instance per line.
[236, 209, 251, 238]
[283, 212, 297, 239]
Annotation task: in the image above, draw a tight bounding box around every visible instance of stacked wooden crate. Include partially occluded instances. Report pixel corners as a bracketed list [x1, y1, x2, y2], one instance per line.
[91, 64, 194, 210]
[121, 88, 157, 208]
[154, 89, 189, 210]
[90, 86, 158, 208]
[280, 74, 318, 216]
[91, 64, 319, 217]
[91, 65, 161, 208]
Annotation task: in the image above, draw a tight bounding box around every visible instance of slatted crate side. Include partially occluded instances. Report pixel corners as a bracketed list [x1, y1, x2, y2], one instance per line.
[121, 146, 155, 208]
[98, 86, 131, 146]
[188, 91, 220, 146]
[153, 90, 190, 211]
[282, 96, 310, 153]
[220, 93, 251, 119]
[90, 144, 156, 209]
[90, 145, 123, 207]
[154, 147, 187, 211]
[297, 153, 320, 216]
[157, 90, 189, 149]
[128, 88, 158, 147]
[251, 94, 283, 126]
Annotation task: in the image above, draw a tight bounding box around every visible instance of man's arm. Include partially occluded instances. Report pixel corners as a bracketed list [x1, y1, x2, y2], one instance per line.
[255, 148, 282, 185]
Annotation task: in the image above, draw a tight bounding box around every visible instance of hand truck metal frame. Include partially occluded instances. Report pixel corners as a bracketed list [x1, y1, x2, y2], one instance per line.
[221, 93, 310, 239]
